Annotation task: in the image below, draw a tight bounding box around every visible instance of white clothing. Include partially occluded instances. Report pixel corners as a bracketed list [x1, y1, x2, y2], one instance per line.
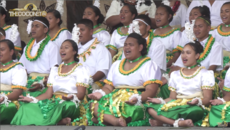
[121, 34, 167, 71]
[153, 28, 181, 51]
[19, 37, 60, 74]
[93, 28, 111, 46]
[224, 68, 230, 90]
[105, 0, 156, 20]
[210, 27, 230, 51]
[78, 38, 112, 77]
[174, 35, 223, 71]
[107, 57, 162, 87]
[4, 26, 21, 51]
[47, 64, 89, 94]
[169, 67, 215, 95]
[170, 3, 187, 28]
[51, 29, 72, 48]
[109, 28, 128, 50]
[0, 63, 27, 87]
[186, 0, 227, 28]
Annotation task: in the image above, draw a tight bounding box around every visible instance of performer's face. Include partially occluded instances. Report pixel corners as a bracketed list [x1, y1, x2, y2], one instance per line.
[123, 37, 143, 60]
[78, 24, 93, 44]
[193, 18, 210, 41]
[155, 7, 171, 27]
[138, 20, 150, 38]
[221, 4, 230, 24]
[60, 41, 76, 62]
[31, 21, 48, 39]
[120, 5, 135, 25]
[83, 7, 99, 25]
[181, 44, 200, 67]
[46, 12, 60, 29]
[189, 8, 201, 23]
[0, 42, 14, 63]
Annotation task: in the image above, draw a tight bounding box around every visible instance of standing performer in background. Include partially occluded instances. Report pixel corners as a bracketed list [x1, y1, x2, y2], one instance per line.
[0, 40, 27, 124]
[20, 17, 60, 97]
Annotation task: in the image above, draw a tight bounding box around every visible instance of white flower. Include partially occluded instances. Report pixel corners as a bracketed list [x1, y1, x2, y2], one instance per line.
[72, 23, 80, 45]
[27, 20, 33, 34]
[93, 0, 100, 8]
[162, 0, 170, 6]
[56, 0, 64, 15]
[10, 24, 18, 43]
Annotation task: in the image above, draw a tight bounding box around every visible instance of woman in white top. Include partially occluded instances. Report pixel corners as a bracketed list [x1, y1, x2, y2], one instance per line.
[147, 40, 215, 127]
[210, 2, 230, 68]
[107, 4, 137, 60]
[0, 39, 27, 124]
[105, 0, 156, 28]
[11, 40, 90, 126]
[46, 9, 72, 49]
[186, 0, 228, 28]
[88, 33, 162, 126]
[0, 6, 21, 59]
[83, 5, 110, 46]
[209, 68, 230, 127]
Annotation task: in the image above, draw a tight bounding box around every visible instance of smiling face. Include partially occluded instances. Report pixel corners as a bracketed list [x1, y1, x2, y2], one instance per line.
[60, 41, 76, 62]
[189, 8, 202, 23]
[78, 24, 93, 44]
[155, 6, 171, 27]
[0, 42, 14, 63]
[82, 7, 99, 25]
[221, 4, 230, 24]
[193, 18, 210, 41]
[31, 21, 48, 39]
[181, 44, 200, 67]
[46, 12, 60, 29]
[138, 20, 150, 38]
[120, 6, 135, 25]
[124, 37, 143, 60]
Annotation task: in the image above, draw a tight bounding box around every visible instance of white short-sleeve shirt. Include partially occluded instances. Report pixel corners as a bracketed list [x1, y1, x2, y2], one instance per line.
[93, 28, 111, 46]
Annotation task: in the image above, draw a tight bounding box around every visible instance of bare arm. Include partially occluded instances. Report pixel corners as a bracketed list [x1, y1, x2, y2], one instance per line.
[102, 84, 115, 95]
[164, 91, 177, 103]
[105, 15, 121, 28]
[167, 52, 181, 68]
[109, 49, 117, 58]
[208, 65, 217, 72]
[36, 87, 53, 100]
[202, 89, 213, 106]
[7, 89, 23, 101]
[76, 86, 87, 100]
[92, 71, 105, 82]
[141, 83, 159, 102]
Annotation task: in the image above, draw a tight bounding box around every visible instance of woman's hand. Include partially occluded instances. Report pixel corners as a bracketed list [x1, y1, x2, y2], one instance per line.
[28, 83, 42, 92]
[125, 97, 137, 105]
[147, 97, 161, 104]
[187, 99, 198, 106]
[88, 92, 103, 100]
[18, 96, 34, 102]
[210, 99, 224, 105]
[62, 95, 73, 101]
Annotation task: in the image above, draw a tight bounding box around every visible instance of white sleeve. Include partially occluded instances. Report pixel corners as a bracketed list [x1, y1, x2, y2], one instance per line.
[168, 71, 177, 92]
[107, 30, 118, 52]
[11, 64, 27, 90]
[180, 4, 187, 27]
[209, 42, 223, 67]
[142, 61, 162, 87]
[201, 70, 215, 90]
[224, 69, 230, 92]
[95, 45, 112, 76]
[98, 31, 111, 46]
[105, 0, 120, 21]
[149, 40, 166, 72]
[14, 29, 22, 51]
[19, 47, 27, 68]
[148, 1, 156, 18]
[76, 66, 90, 88]
[48, 42, 60, 67]
[104, 61, 119, 86]
[172, 30, 182, 51]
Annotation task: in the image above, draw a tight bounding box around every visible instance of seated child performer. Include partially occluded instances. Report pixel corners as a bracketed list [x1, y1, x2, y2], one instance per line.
[76, 19, 112, 91]
[19, 17, 60, 97]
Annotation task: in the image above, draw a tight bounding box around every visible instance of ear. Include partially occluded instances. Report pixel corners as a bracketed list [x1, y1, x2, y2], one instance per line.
[44, 27, 49, 34]
[207, 25, 211, 32]
[195, 53, 200, 60]
[10, 49, 14, 58]
[95, 15, 99, 22]
[138, 44, 143, 53]
[168, 14, 172, 21]
[89, 28, 94, 35]
[56, 18, 60, 25]
[131, 14, 136, 20]
[146, 25, 151, 32]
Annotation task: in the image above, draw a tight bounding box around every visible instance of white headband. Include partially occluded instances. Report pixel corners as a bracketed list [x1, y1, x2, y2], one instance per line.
[26, 20, 48, 34]
[135, 19, 149, 26]
[0, 32, 3, 36]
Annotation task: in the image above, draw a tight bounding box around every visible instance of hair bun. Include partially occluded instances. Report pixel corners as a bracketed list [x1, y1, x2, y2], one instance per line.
[194, 40, 204, 54]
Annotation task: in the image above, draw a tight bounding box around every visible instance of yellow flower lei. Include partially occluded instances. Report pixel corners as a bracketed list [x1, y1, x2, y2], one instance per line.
[58, 63, 82, 77]
[217, 25, 230, 36]
[50, 28, 67, 41]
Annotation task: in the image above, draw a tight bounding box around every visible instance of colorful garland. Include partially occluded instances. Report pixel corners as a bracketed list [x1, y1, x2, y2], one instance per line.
[50, 28, 67, 41]
[117, 27, 129, 36]
[0, 62, 23, 73]
[143, 79, 162, 87]
[119, 57, 150, 75]
[168, 86, 176, 91]
[14, 46, 22, 51]
[197, 35, 215, 63]
[93, 28, 106, 35]
[180, 67, 205, 79]
[153, 28, 180, 38]
[25, 35, 51, 61]
[146, 30, 154, 53]
[3, 25, 11, 31]
[223, 86, 230, 92]
[11, 85, 27, 90]
[217, 25, 230, 37]
[58, 63, 82, 77]
[79, 38, 100, 62]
